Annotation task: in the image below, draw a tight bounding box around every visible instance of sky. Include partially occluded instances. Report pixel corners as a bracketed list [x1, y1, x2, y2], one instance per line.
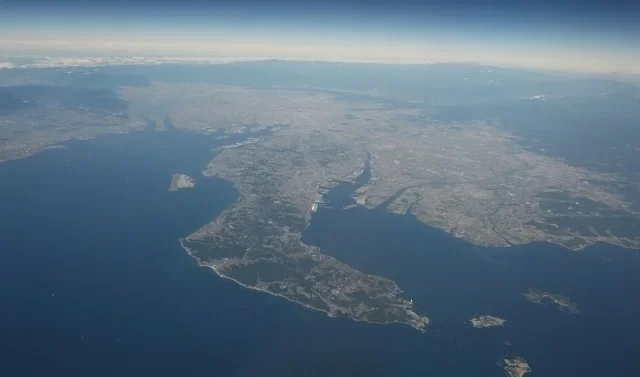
[0, 0, 639, 73]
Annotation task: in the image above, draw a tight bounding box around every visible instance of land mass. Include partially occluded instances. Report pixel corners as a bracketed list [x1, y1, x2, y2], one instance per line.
[470, 314, 506, 328]
[2, 73, 638, 331]
[523, 288, 580, 314]
[169, 173, 196, 191]
[120, 82, 635, 330]
[121, 83, 640, 252]
[499, 356, 531, 377]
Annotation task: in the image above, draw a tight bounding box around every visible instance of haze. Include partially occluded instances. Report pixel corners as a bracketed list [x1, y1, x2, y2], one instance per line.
[1, 0, 639, 73]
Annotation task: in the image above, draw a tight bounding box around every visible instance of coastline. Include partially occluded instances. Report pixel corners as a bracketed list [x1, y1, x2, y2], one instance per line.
[179, 238, 428, 332]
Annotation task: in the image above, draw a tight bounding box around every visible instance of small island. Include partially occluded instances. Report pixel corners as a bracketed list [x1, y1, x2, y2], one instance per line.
[523, 288, 579, 314]
[498, 356, 531, 377]
[470, 314, 506, 328]
[168, 174, 196, 191]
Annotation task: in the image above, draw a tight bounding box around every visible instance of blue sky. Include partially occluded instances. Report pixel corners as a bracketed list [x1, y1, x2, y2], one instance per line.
[1, 0, 639, 73]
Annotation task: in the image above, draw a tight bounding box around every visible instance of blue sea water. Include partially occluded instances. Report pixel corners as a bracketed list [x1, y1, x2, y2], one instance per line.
[1, 131, 639, 377]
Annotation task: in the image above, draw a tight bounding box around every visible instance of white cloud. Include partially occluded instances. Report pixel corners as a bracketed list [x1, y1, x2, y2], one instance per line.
[0, 55, 266, 69]
[521, 95, 547, 100]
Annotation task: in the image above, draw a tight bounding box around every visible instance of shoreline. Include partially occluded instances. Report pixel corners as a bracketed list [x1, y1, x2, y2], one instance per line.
[179, 238, 427, 333]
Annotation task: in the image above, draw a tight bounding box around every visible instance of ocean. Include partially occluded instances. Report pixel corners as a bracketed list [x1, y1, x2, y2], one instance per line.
[0, 130, 638, 377]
